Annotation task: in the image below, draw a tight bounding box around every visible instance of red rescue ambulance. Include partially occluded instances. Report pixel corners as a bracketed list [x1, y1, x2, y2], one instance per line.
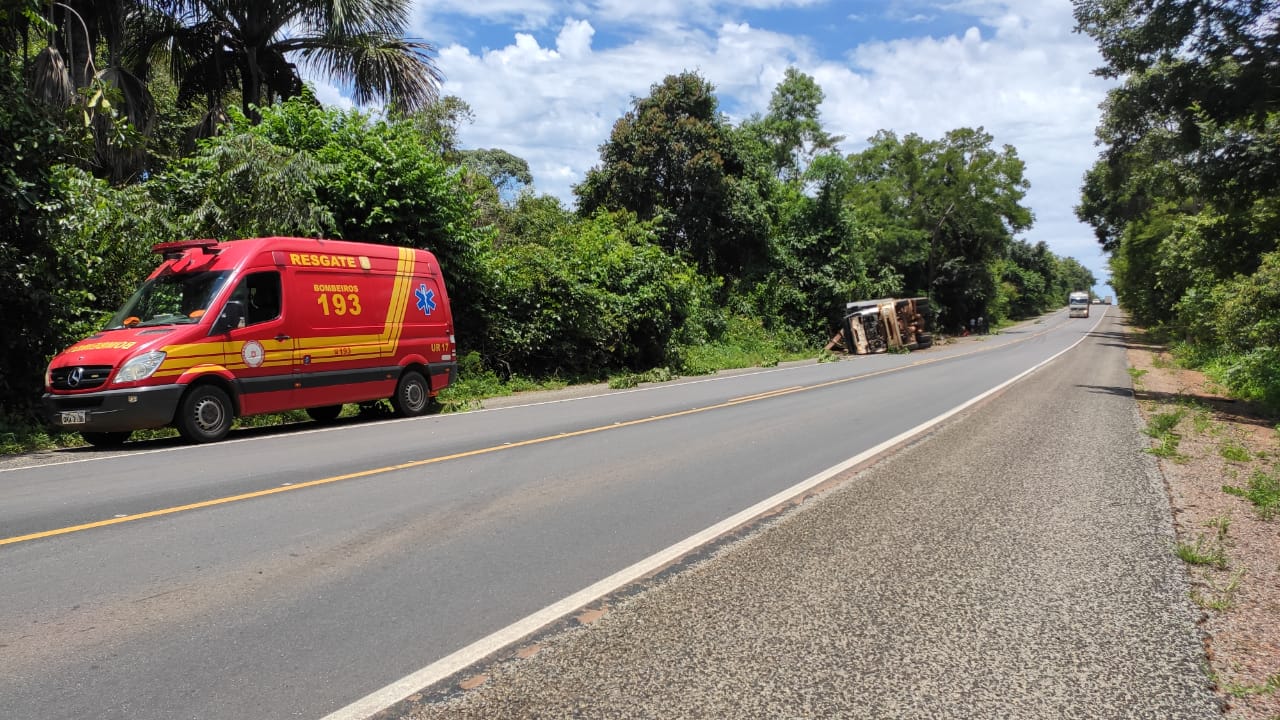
[43, 237, 457, 445]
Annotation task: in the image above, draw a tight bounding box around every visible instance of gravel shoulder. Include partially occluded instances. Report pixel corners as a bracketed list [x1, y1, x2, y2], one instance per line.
[1126, 323, 1280, 719]
[383, 311, 1221, 720]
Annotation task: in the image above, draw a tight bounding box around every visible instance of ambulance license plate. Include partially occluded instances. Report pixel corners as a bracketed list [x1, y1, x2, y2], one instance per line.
[60, 411, 87, 425]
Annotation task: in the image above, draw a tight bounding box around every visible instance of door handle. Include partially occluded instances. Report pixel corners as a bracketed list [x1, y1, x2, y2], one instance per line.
[275, 334, 291, 341]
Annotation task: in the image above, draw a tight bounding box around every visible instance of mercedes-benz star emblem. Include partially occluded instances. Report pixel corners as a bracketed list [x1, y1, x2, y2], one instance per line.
[67, 367, 84, 387]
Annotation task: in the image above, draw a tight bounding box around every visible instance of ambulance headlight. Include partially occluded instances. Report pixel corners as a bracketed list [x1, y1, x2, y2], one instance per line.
[114, 351, 167, 383]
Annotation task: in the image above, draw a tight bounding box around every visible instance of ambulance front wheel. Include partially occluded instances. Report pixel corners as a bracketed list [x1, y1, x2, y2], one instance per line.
[392, 370, 430, 417]
[176, 384, 234, 443]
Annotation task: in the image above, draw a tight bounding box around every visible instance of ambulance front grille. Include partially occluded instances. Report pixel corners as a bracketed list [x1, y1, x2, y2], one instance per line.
[50, 365, 113, 391]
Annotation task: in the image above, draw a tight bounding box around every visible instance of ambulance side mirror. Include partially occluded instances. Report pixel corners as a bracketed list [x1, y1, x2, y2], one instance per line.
[212, 300, 245, 335]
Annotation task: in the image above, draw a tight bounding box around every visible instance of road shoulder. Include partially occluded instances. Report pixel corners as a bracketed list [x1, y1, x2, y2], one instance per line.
[390, 313, 1220, 720]
[1126, 326, 1280, 719]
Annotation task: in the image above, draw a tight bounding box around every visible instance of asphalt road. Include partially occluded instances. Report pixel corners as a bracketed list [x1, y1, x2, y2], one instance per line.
[394, 309, 1219, 719]
[0, 308, 1216, 719]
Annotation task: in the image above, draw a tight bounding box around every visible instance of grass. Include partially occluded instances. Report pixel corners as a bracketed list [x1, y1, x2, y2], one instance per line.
[1148, 434, 1184, 459]
[1192, 408, 1214, 435]
[1219, 440, 1252, 463]
[1223, 467, 1280, 520]
[1192, 569, 1246, 612]
[1204, 514, 1232, 542]
[1174, 533, 1229, 569]
[674, 318, 811, 374]
[433, 351, 572, 412]
[1128, 367, 1149, 383]
[1144, 408, 1188, 460]
[0, 416, 73, 455]
[1222, 673, 1280, 699]
[608, 367, 678, 389]
[1146, 408, 1185, 436]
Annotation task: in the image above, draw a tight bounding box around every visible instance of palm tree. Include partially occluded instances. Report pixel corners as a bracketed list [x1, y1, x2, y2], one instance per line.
[19, 0, 155, 182]
[131, 0, 442, 124]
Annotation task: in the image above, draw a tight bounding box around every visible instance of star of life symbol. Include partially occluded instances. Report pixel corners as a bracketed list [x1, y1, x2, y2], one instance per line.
[415, 284, 436, 316]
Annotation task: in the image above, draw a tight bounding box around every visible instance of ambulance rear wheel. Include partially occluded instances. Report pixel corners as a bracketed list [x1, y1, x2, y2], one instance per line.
[81, 431, 131, 447]
[306, 405, 344, 423]
[392, 370, 430, 417]
[176, 384, 233, 443]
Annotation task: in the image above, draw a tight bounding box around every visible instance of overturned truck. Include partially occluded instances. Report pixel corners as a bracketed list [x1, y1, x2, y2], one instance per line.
[828, 297, 934, 355]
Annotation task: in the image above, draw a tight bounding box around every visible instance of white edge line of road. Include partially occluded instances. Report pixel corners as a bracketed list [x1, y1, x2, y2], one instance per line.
[319, 311, 1106, 720]
[5, 309, 1086, 474]
[0, 363, 800, 474]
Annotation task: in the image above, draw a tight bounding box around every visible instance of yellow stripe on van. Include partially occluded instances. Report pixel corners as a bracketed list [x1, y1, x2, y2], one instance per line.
[146, 249, 423, 380]
[152, 342, 226, 378]
[383, 247, 416, 355]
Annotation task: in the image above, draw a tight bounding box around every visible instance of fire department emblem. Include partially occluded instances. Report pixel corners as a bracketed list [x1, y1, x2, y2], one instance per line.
[242, 340, 265, 368]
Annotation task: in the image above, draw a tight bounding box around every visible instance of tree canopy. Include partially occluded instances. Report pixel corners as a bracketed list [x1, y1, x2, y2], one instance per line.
[1, 41, 1102, 420]
[1074, 0, 1279, 327]
[1074, 0, 1280, 406]
[575, 71, 769, 278]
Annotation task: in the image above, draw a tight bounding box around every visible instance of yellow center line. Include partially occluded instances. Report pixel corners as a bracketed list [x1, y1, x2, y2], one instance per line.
[728, 386, 804, 403]
[2, 323, 1065, 548]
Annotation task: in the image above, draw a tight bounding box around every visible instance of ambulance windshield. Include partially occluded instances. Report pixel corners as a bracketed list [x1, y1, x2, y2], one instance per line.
[106, 270, 232, 329]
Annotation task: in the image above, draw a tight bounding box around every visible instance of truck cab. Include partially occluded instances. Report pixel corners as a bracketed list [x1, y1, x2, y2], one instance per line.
[1069, 291, 1091, 318]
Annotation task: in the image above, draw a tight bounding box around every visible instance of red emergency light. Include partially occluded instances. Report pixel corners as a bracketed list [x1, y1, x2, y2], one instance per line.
[151, 239, 222, 259]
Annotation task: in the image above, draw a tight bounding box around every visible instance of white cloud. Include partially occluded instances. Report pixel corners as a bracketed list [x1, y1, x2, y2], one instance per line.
[402, 1, 1116, 288]
[816, 2, 1114, 280]
[307, 78, 356, 111]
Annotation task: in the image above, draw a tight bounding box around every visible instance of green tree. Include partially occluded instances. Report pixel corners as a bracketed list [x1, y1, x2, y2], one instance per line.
[1000, 240, 1054, 319]
[753, 153, 886, 337]
[485, 211, 704, 375]
[0, 61, 65, 416]
[130, 0, 442, 124]
[497, 193, 573, 246]
[145, 99, 490, 347]
[153, 124, 336, 239]
[1054, 255, 1098, 302]
[459, 147, 533, 199]
[575, 71, 769, 277]
[845, 128, 1033, 330]
[1074, 0, 1279, 330]
[742, 66, 844, 182]
[13, 0, 157, 182]
[43, 165, 170, 341]
[408, 94, 473, 158]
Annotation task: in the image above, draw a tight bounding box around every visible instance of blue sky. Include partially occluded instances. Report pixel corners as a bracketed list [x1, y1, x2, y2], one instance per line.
[308, 1, 1117, 297]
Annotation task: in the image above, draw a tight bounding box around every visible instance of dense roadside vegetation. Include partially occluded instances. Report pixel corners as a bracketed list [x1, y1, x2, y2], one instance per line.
[0, 0, 1097, 451]
[1074, 0, 1280, 410]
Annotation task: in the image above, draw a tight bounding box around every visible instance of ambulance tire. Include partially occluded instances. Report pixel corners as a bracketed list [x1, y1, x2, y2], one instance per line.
[176, 384, 234, 443]
[306, 405, 344, 423]
[81, 431, 131, 447]
[392, 370, 430, 417]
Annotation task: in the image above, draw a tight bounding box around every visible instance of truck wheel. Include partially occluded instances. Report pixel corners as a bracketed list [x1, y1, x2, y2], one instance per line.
[81, 431, 131, 447]
[392, 370, 430, 417]
[176, 385, 233, 443]
[306, 405, 344, 423]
